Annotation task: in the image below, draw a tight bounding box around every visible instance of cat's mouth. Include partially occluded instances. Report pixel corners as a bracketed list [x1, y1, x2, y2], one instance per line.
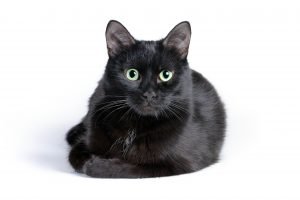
[127, 97, 163, 116]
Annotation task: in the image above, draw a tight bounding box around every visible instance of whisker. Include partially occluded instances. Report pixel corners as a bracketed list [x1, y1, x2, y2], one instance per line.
[119, 107, 133, 122]
[167, 105, 184, 122]
[92, 100, 128, 125]
[161, 108, 171, 120]
[102, 104, 128, 122]
[128, 108, 135, 121]
[103, 95, 128, 98]
[170, 102, 190, 114]
[91, 100, 127, 116]
[95, 99, 127, 106]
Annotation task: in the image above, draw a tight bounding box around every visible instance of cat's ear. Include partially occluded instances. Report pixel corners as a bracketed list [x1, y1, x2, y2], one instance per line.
[105, 20, 136, 57]
[163, 21, 191, 59]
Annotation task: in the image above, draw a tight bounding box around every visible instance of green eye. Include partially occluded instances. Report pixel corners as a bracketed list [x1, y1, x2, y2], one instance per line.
[159, 70, 173, 82]
[126, 68, 139, 81]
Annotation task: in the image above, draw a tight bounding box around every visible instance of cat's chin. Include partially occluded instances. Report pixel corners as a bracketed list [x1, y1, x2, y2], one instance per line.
[131, 105, 161, 117]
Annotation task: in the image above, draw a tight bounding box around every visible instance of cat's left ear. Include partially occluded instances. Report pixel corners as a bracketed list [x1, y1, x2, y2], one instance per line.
[163, 21, 191, 59]
[105, 20, 136, 57]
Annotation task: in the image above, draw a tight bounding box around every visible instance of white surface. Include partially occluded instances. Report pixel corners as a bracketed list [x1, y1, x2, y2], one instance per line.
[0, 0, 300, 199]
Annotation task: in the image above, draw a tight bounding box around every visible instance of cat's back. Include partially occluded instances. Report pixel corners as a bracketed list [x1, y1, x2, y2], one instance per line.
[168, 69, 225, 169]
[191, 70, 214, 94]
[191, 69, 223, 111]
[190, 69, 226, 152]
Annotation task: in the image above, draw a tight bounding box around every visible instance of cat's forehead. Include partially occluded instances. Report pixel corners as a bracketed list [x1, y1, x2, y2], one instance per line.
[140, 41, 158, 54]
[120, 40, 178, 71]
[134, 41, 160, 58]
[124, 41, 162, 68]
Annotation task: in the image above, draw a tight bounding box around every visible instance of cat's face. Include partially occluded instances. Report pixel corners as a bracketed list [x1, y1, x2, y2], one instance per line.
[103, 21, 191, 117]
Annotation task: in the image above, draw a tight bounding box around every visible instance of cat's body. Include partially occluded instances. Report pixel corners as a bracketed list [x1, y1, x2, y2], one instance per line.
[67, 21, 226, 178]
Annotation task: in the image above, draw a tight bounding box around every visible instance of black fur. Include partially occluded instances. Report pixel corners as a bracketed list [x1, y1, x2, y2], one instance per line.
[66, 20, 226, 178]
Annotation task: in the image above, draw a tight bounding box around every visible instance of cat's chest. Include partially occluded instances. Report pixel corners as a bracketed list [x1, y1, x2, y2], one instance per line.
[107, 128, 136, 156]
[106, 127, 165, 164]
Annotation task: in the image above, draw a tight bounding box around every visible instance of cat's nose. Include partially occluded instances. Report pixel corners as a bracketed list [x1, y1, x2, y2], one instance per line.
[142, 91, 157, 101]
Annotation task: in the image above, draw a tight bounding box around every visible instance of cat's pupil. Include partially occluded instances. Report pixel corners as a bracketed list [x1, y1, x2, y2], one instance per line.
[163, 71, 170, 78]
[129, 70, 136, 78]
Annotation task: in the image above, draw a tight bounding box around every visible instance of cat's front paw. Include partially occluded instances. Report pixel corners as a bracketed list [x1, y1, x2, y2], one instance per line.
[82, 156, 116, 178]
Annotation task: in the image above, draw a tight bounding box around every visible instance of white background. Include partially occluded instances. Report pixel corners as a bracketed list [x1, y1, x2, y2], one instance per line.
[0, 0, 299, 199]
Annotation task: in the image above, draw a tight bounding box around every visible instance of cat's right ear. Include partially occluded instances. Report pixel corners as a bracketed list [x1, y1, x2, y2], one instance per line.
[105, 20, 136, 58]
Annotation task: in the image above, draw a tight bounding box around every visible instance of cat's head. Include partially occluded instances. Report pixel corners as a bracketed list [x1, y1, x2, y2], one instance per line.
[103, 20, 192, 117]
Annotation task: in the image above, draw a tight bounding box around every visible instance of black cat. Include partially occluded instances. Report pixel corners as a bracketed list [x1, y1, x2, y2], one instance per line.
[66, 20, 226, 178]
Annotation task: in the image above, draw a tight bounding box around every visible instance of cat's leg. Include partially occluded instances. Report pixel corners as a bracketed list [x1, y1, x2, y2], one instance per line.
[66, 122, 86, 146]
[68, 141, 93, 172]
[82, 156, 176, 178]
